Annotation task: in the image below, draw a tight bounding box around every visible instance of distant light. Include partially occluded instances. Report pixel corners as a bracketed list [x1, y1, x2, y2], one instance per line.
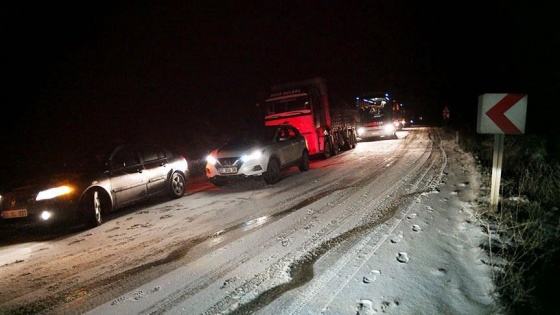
[357, 127, 365, 136]
[383, 124, 395, 132]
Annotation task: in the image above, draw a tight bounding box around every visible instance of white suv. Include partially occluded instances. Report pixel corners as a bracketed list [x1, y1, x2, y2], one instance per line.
[206, 124, 309, 186]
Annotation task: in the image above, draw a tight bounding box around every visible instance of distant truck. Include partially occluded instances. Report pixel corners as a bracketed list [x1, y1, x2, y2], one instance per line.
[259, 77, 358, 159]
[355, 92, 403, 140]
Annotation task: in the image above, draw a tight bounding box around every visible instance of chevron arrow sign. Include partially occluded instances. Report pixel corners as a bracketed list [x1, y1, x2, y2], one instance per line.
[477, 93, 527, 134]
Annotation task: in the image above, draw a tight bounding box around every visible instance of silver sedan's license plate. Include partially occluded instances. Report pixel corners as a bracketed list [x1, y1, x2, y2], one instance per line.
[1, 209, 28, 219]
[218, 167, 237, 174]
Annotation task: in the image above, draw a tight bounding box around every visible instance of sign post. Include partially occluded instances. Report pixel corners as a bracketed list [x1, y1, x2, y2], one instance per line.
[491, 134, 505, 208]
[477, 93, 527, 210]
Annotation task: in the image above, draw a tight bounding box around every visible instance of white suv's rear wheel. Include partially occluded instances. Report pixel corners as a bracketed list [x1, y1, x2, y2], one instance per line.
[298, 150, 310, 172]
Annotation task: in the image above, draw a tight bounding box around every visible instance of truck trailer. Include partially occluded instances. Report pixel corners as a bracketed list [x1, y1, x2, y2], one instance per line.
[260, 77, 357, 159]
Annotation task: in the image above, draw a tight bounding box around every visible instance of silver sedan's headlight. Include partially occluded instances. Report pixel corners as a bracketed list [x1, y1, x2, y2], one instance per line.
[36, 185, 73, 201]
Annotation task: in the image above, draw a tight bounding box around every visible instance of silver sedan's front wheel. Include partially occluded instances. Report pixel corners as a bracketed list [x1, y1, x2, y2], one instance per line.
[83, 190, 103, 228]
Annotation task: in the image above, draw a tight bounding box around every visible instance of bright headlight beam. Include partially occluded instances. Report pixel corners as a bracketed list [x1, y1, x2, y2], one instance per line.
[383, 124, 395, 132]
[206, 155, 217, 165]
[241, 150, 262, 162]
[357, 127, 365, 136]
[36, 186, 73, 201]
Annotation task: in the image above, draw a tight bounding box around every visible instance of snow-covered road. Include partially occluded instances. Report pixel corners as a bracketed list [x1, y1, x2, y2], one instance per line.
[0, 127, 496, 314]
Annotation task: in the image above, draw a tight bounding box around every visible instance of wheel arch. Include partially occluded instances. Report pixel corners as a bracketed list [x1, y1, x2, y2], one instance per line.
[168, 168, 189, 180]
[80, 186, 113, 213]
[266, 154, 282, 170]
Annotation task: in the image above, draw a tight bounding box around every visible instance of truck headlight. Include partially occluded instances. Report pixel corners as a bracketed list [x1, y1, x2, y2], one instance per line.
[383, 124, 395, 133]
[357, 127, 365, 136]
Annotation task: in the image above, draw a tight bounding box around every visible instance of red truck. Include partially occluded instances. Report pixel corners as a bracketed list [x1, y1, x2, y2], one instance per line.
[259, 77, 358, 159]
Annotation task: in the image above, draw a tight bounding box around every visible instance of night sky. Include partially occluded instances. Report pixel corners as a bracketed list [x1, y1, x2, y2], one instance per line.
[2, 1, 559, 160]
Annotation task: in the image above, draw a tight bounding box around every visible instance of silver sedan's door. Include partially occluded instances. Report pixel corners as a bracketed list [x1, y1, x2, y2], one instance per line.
[108, 146, 146, 206]
[139, 144, 169, 196]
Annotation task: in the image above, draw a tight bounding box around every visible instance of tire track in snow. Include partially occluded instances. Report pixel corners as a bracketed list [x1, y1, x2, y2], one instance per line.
[285, 128, 448, 314]
[199, 130, 445, 314]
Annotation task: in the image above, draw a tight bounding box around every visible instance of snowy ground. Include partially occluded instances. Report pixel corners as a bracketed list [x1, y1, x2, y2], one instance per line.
[327, 137, 497, 315]
[0, 128, 500, 314]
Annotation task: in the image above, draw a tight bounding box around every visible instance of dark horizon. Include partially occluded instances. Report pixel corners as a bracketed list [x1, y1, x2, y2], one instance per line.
[2, 1, 559, 154]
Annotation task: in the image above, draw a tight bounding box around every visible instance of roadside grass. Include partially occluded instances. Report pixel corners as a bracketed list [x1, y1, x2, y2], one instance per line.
[451, 125, 560, 314]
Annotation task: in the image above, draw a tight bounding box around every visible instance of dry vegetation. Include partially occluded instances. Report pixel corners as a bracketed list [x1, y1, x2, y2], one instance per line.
[453, 125, 560, 315]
